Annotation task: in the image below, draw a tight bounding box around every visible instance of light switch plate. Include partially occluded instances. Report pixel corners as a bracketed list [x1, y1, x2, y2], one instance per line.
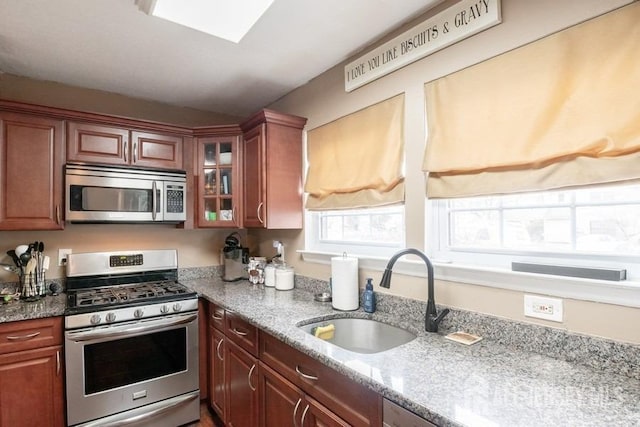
[524, 294, 563, 322]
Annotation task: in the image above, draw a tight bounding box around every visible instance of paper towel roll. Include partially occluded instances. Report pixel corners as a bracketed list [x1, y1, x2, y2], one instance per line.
[331, 256, 359, 311]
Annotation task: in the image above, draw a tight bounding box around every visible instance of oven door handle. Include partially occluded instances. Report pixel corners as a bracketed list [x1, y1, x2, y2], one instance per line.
[66, 313, 197, 342]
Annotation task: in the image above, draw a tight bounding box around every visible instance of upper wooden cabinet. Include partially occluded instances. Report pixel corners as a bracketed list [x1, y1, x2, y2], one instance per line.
[0, 111, 64, 230]
[195, 134, 242, 228]
[240, 110, 307, 229]
[67, 122, 184, 170]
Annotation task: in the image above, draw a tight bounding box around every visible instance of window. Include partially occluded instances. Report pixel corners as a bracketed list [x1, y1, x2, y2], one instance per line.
[306, 206, 405, 257]
[430, 184, 640, 280]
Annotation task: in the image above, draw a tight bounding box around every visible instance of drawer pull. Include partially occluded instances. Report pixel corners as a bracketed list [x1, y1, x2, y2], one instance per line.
[232, 327, 248, 337]
[6, 331, 41, 341]
[216, 338, 224, 361]
[56, 350, 61, 376]
[293, 398, 302, 427]
[301, 404, 310, 426]
[295, 365, 318, 381]
[248, 364, 257, 391]
[212, 313, 223, 321]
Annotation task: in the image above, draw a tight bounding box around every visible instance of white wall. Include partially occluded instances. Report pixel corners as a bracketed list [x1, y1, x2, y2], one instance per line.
[260, 0, 640, 343]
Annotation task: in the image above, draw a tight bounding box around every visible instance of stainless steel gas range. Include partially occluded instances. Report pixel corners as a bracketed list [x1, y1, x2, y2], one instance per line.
[64, 249, 199, 427]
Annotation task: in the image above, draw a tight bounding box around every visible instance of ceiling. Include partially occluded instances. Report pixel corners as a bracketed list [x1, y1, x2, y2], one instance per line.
[0, 0, 441, 117]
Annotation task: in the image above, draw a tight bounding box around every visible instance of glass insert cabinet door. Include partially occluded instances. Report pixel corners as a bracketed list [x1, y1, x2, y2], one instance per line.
[196, 135, 241, 227]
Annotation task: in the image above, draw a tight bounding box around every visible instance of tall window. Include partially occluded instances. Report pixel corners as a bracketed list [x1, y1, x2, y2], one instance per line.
[430, 184, 640, 279]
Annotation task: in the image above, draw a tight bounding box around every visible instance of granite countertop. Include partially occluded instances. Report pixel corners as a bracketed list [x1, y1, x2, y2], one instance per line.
[0, 292, 67, 323]
[185, 277, 640, 427]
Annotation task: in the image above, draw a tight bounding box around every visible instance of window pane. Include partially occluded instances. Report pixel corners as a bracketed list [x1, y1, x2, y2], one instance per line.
[315, 206, 404, 248]
[503, 207, 571, 250]
[576, 205, 640, 253]
[450, 210, 500, 248]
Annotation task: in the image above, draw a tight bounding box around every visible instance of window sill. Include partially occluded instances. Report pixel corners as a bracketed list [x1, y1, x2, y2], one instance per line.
[299, 250, 640, 308]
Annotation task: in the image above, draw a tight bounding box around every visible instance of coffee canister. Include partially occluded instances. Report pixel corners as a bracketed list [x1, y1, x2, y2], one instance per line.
[275, 265, 294, 290]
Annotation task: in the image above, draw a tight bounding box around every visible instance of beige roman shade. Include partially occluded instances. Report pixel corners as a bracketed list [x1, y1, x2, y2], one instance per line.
[305, 94, 405, 210]
[423, 3, 640, 198]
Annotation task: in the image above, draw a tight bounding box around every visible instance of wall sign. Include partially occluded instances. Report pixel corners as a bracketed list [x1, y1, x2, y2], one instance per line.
[344, 0, 501, 92]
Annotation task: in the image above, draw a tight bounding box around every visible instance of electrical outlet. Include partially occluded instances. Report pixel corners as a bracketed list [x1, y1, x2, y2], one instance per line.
[58, 249, 72, 266]
[524, 294, 563, 322]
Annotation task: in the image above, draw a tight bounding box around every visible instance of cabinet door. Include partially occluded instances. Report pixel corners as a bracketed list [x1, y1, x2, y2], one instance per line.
[131, 131, 183, 170]
[209, 328, 225, 421]
[242, 125, 265, 228]
[0, 346, 64, 427]
[0, 112, 64, 230]
[196, 136, 242, 228]
[302, 395, 350, 427]
[259, 362, 301, 427]
[67, 121, 129, 165]
[225, 340, 259, 427]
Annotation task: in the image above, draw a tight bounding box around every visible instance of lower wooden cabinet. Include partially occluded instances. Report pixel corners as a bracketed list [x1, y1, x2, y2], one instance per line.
[225, 339, 259, 427]
[208, 302, 381, 427]
[0, 318, 64, 427]
[260, 362, 349, 427]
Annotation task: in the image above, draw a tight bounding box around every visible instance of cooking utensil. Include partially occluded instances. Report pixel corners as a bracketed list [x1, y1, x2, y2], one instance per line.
[19, 249, 31, 266]
[6, 250, 22, 271]
[15, 245, 29, 256]
[0, 263, 20, 275]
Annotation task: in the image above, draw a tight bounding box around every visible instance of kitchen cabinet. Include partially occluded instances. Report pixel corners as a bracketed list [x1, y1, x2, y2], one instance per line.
[208, 303, 226, 419]
[195, 135, 242, 228]
[209, 303, 260, 426]
[260, 362, 349, 427]
[0, 111, 64, 230]
[199, 300, 209, 401]
[260, 331, 381, 427]
[67, 121, 184, 170]
[240, 109, 307, 229]
[0, 317, 64, 427]
[226, 339, 259, 427]
[207, 302, 381, 427]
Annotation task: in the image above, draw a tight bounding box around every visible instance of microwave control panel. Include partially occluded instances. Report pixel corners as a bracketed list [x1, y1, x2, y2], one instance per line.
[166, 184, 185, 213]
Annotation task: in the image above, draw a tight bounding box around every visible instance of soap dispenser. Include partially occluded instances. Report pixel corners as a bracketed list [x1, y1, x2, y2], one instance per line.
[363, 278, 376, 313]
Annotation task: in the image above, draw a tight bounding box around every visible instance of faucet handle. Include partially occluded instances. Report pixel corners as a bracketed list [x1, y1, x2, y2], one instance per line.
[426, 308, 450, 333]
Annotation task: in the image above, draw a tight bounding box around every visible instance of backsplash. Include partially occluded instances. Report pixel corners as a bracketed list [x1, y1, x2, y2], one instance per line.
[295, 275, 640, 381]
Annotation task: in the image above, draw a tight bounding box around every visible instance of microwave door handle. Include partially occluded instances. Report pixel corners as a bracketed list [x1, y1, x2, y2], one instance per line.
[152, 181, 157, 221]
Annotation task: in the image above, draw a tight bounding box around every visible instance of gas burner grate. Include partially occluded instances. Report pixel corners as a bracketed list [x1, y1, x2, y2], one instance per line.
[72, 281, 189, 309]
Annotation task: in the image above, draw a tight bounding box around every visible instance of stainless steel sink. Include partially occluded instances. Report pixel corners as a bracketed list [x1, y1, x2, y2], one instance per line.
[299, 317, 417, 354]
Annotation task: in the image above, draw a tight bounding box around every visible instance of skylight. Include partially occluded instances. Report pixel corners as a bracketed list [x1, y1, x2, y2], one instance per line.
[143, 0, 275, 43]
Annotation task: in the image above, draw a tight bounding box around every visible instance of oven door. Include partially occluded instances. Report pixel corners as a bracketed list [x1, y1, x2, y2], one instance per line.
[64, 312, 199, 426]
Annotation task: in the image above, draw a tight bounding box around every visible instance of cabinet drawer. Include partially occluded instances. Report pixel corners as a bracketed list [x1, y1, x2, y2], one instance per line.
[259, 331, 382, 427]
[0, 317, 63, 355]
[209, 302, 225, 331]
[225, 311, 258, 357]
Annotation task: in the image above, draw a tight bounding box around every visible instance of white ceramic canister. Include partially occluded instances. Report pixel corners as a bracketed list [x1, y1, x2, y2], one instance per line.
[264, 264, 276, 287]
[275, 265, 295, 290]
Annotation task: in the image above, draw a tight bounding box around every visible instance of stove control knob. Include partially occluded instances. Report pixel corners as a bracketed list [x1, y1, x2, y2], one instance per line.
[106, 313, 116, 323]
[90, 314, 101, 325]
[172, 302, 182, 312]
[134, 308, 144, 319]
[160, 305, 170, 314]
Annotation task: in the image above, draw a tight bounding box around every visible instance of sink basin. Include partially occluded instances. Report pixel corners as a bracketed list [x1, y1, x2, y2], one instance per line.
[299, 317, 417, 354]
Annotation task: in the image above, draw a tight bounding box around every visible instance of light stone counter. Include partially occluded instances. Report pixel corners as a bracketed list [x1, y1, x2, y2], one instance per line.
[185, 277, 640, 427]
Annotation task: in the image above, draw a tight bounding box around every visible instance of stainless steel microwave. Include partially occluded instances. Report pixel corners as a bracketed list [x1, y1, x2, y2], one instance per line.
[65, 163, 187, 223]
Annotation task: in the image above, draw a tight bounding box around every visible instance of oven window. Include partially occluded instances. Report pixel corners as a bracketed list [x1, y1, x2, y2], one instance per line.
[83, 328, 187, 395]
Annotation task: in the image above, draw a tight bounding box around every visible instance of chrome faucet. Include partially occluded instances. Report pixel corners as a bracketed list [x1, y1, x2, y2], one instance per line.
[379, 248, 450, 333]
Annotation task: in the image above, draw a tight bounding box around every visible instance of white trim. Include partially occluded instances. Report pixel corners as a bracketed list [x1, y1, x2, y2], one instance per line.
[299, 250, 640, 308]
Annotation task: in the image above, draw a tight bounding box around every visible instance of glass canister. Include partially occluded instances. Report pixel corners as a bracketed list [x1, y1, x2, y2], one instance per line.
[247, 257, 267, 285]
